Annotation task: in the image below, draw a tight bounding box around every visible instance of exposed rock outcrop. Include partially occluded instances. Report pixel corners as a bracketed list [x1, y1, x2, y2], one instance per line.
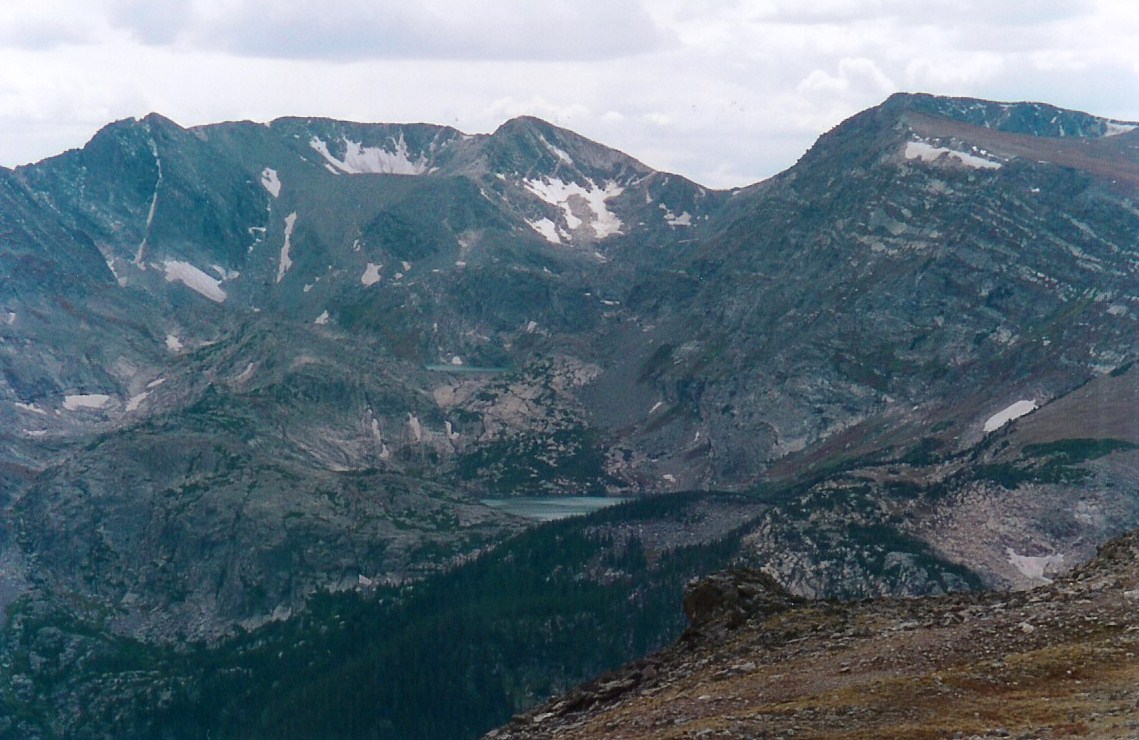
[681, 568, 803, 633]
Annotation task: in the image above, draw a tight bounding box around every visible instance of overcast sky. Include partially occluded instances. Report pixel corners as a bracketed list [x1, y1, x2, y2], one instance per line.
[2, 0, 1138, 188]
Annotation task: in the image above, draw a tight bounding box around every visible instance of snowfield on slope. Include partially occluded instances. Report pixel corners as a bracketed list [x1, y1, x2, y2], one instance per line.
[163, 260, 227, 303]
[310, 135, 430, 175]
[261, 168, 281, 197]
[524, 177, 624, 239]
[905, 141, 1001, 170]
[63, 394, 111, 411]
[983, 400, 1037, 433]
[527, 217, 565, 245]
[277, 212, 298, 283]
[1006, 547, 1065, 582]
[361, 263, 383, 286]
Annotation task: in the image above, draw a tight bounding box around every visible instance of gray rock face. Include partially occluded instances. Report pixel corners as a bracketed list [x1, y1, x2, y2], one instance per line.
[682, 568, 802, 631]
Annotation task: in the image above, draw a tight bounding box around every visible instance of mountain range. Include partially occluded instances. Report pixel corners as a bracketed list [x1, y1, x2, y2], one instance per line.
[1, 92, 1137, 737]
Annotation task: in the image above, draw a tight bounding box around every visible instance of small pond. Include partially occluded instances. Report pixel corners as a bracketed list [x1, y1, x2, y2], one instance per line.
[481, 496, 632, 522]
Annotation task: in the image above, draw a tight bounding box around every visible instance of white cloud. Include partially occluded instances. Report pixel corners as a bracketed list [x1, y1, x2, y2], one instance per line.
[641, 112, 674, 127]
[798, 57, 895, 98]
[483, 97, 593, 129]
[904, 53, 1006, 91]
[104, 0, 665, 61]
[0, 2, 112, 48]
[105, 0, 193, 45]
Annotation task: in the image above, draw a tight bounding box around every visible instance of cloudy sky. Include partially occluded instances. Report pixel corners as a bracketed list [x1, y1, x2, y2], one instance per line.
[2, 0, 1137, 188]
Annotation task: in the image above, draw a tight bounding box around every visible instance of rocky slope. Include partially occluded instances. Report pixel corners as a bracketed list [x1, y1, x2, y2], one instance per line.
[489, 527, 1139, 739]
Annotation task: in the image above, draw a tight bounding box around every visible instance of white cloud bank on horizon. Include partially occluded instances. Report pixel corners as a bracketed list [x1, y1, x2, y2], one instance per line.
[1, 0, 1137, 188]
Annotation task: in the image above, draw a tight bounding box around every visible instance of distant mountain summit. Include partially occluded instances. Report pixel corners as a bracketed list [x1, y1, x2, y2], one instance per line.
[887, 91, 1138, 138]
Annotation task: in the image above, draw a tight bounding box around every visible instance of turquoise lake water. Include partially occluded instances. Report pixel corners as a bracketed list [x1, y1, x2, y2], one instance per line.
[481, 496, 631, 522]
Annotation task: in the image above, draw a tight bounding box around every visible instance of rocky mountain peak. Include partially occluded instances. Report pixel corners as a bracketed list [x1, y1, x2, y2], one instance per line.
[140, 111, 183, 132]
[791, 91, 1139, 182]
[485, 115, 650, 184]
[886, 91, 1138, 138]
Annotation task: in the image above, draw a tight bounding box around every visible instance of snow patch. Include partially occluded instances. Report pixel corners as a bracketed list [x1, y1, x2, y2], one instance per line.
[104, 258, 128, 286]
[1006, 548, 1064, 582]
[527, 217, 564, 244]
[126, 392, 149, 412]
[15, 402, 46, 415]
[4, 311, 15, 325]
[450, 356, 463, 366]
[983, 400, 1037, 433]
[211, 264, 239, 281]
[371, 418, 391, 460]
[309, 134, 429, 175]
[165, 334, 183, 352]
[524, 177, 624, 239]
[135, 135, 162, 265]
[905, 141, 1001, 170]
[541, 135, 573, 164]
[407, 413, 422, 442]
[277, 212, 298, 283]
[235, 363, 257, 383]
[649, 401, 663, 414]
[314, 310, 330, 325]
[1103, 121, 1137, 137]
[64, 394, 111, 411]
[162, 260, 227, 303]
[260, 168, 281, 197]
[361, 263, 383, 286]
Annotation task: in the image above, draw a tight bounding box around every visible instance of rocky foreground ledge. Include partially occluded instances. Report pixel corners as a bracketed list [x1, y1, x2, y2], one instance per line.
[487, 531, 1139, 739]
